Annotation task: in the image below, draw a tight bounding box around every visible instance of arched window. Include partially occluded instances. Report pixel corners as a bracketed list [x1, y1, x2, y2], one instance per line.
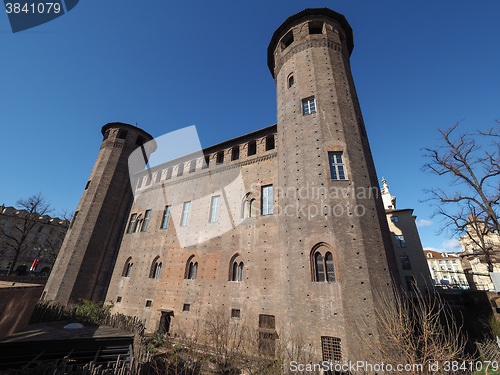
[134, 214, 143, 233]
[149, 256, 162, 279]
[185, 255, 198, 280]
[314, 252, 325, 282]
[122, 257, 133, 277]
[229, 254, 244, 282]
[325, 252, 335, 282]
[311, 244, 337, 283]
[188, 262, 198, 279]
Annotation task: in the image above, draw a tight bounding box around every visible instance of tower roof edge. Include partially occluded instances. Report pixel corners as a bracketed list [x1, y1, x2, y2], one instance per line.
[267, 8, 354, 78]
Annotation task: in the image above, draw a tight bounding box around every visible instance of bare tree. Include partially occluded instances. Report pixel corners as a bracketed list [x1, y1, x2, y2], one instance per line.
[423, 123, 500, 272]
[360, 285, 467, 374]
[1, 193, 51, 275]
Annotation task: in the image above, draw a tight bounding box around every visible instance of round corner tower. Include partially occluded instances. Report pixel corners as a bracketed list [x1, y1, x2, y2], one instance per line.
[44, 123, 156, 304]
[268, 9, 399, 361]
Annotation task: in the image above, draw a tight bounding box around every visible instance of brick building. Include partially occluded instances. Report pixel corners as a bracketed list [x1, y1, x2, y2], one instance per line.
[44, 8, 400, 362]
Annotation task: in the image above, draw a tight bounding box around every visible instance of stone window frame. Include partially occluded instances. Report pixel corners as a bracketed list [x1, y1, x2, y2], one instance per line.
[311, 243, 338, 283]
[122, 257, 133, 277]
[185, 255, 198, 280]
[149, 255, 162, 279]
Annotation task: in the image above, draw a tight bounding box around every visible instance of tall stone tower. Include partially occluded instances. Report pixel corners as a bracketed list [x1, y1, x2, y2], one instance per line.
[44, 123, 155, 304]
[268, 9, 398, 360]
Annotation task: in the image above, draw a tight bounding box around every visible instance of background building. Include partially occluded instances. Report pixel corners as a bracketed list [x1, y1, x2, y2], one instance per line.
[0, 205, 68, 277]
[458, 221, 500, 291]
[424, 250, 469, 289]
[380, 178, 434, 293]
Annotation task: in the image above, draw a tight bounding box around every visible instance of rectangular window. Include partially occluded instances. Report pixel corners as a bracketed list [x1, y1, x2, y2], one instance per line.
[145, 300, 152, 308]
[259, 314, 275, 329]
[248, 140, 257, 156]
[405, 276, 415, 291]
[180, 202, 191, 227]
[183, 304, 190, 312]
[177, 163, 184, 177]
[216, 151, 224, 165]
[231, 146, 240, 161]
[231, 308, 241, 319]
[302, 97, 316, 115]
[155, 171, 162, 183]
[262, 185, 273, 216]
[395, 235, 406, 248]
[321, 336, 342, 362]
[189, 160, 196, 173]
[400, 255, 411, 270]
[265, 135, 275, 151]
[328, 152, 346, 180]
[126, 213, 137, 234]
[202, 155, 210, 169]
[141, 210, 151, 232]
[160, 205, 171, 229]
[166, 167, 173, 179]
[116, 296, 122, 303]
[209, 195, 220, 223]
[391, 216, 399, 222]
[84, 180, 91, 190]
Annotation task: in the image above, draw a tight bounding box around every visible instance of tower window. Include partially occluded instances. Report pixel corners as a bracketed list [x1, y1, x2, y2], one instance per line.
[288, 74, 295, 88]
[202, 155, 210, 169]
[122, 258, 133, 277]
[165, 167, 172, 180]
[312, 246, 336, 283]
[186, 260, 198, 280]
[116, 296, 122, 303]
[231, 308, 241, 319]
[160, 205, 171, 229]
[231, 261, 244, 282]
[302, 97, 316, 115]
[400, 255, 412, 270]
[265, 135, 275, 151]
[281, 30, 294, 50]
[84, 180, 91, 190]
[141, 209, 151, 232]
[248, 140, 257, 156]
[209, 195, 220, 223]
[150, 257, 162, 279]
[395, 235, 406, 248]
[103, 130, 110, 140]
[261, 185, 273, 215]
[231, 146, 240, 161]
[189, 160, 196, 173]
[183, 304, 190, 312]
[180, 201, 191, 227]
[328, 152, 346, 180]
[177, 163, 184, 177]
[126, 213, 137, 234]
[145, 300, 152, 308]
[117, 130, 128, 139]
[308, 21, 324, 35]
[321, 336, 342, 362]
[216, 151, 224, 165]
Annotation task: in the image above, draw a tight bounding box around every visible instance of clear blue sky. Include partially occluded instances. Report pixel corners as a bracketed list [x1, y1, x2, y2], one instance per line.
[1, 1, 499, 252]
